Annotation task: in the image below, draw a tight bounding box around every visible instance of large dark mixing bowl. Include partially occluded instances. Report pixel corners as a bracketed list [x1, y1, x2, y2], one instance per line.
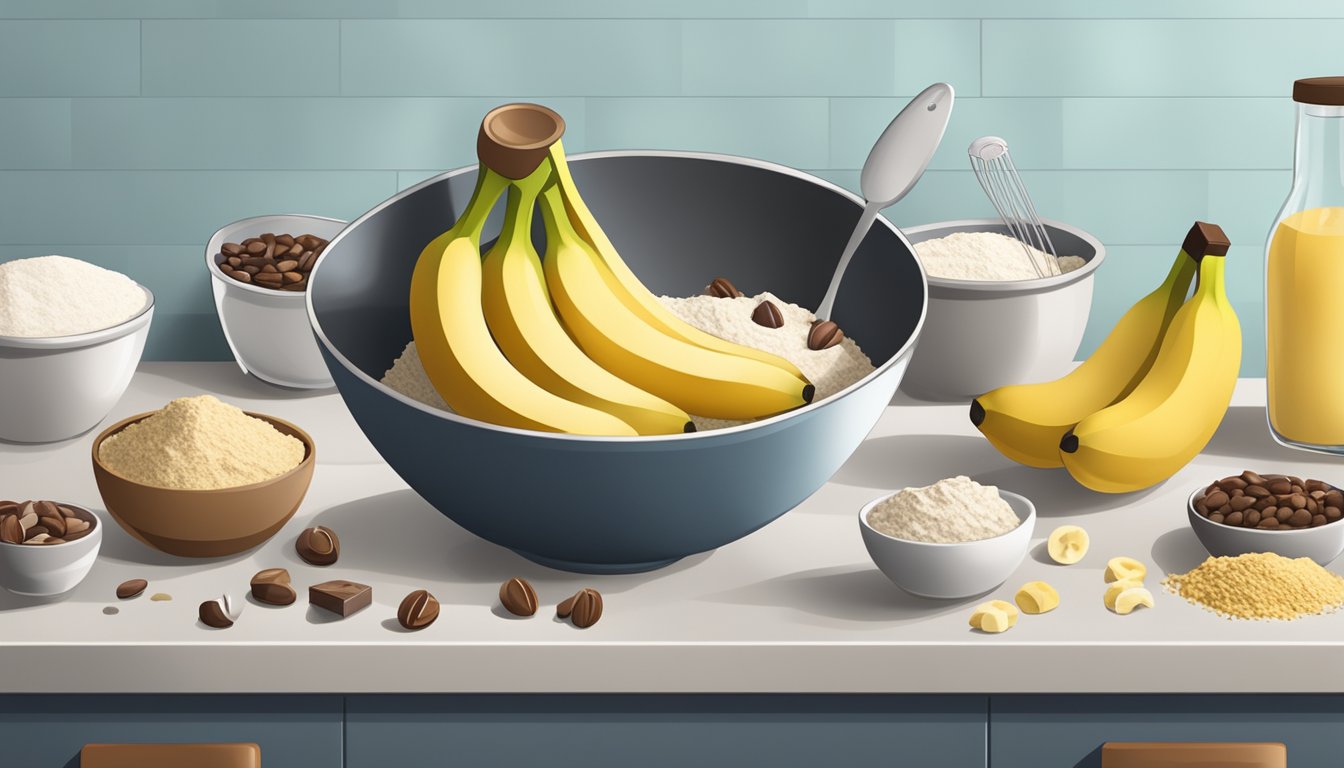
[307, 151, 926, 573]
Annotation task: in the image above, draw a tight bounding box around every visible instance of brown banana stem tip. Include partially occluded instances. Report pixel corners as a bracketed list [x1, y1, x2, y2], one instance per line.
[476, 103, 566, 180]
[1182, 221, 1231, 262]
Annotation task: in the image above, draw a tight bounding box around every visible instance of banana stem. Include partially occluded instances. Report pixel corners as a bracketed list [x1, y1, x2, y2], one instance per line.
[538, 173, 580, 249]
[451, 166, 511, 245]
[494, 164, 551, 250]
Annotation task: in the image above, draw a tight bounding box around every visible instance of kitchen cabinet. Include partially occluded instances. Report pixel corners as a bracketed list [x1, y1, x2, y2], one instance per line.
[0, 695, 340, 768]
[344, 694, 986, 768]
[989, 695, 1344, 768]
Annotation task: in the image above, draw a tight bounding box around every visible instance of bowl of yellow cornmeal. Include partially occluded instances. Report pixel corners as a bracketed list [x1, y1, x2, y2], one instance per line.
[91, 395, 315, 557]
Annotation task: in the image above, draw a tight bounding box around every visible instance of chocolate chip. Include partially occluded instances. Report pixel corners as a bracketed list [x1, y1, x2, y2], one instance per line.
[296, 525, 339, 566]
[751, 300, 785, 329]
[116, 579, 147, 599]
[199, 599, 234, 629]
[704, 277, 744, 299]
[807, 319, 844, 350]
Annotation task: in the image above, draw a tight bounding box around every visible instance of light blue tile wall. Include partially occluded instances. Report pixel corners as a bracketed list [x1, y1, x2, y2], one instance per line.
[0, 1, 1327, 372]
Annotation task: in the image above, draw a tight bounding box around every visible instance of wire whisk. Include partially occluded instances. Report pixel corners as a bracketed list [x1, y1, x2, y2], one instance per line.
[968, 136, 1059, 277]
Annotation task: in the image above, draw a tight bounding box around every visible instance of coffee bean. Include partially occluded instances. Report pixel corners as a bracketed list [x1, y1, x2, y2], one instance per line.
[219, 232, 327, 292]
[25, 525, 47, 539]
[24, 533, 49, 544]
[1313, 515, 1329, 527]
[705, 277, 744, 299]
[222, 242, 243, 256]
[1220, 476, 1248, 490]
[1328, 506, 1342, 521]
[1290, 509, 1313, 527]
[116, 579, 147, 599]
[1253, 496, 1275, 511]
[1328, 490, 1344, 508]
[1204, 490, 1229, 509]
[1194, 498, 1209, 516]
[199, 599, 234, 629]
[250, 568, 296, 606]
[397, 589, 440, 631]
[807, 319, 844, 350]
[296, 525, 339, 566]
[1276, 507, 1294, 523]
[1259, 517, 1280, 529]
[1268, 480, 1292, 495]
[751, 300, 785, 329]
[1229, 496, 1255, 512]
[569, 588, 603, 629]
[1288, 494, 1307, 510]
[1224, 511, 1243, 526]
[1245, 510, 1261, 526]
[499, 577, 538, 617]
[1209, 513, 1224, 523]
[1246, 486, 1271, 499]
[38, 515, 64, 537]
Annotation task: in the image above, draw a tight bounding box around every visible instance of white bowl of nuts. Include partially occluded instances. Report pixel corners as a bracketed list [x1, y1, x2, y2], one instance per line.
[206, 214, 345, 389]
[0, 500, 102, 596]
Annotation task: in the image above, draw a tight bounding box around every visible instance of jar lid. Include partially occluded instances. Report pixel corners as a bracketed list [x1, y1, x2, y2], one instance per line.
[1294, 77, 1344, 105]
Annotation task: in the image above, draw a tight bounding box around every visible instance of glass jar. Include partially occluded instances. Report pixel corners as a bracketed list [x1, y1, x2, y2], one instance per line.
[1267, 77, 1344, 452]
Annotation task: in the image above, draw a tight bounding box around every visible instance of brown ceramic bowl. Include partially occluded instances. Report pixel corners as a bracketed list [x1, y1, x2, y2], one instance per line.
[90, 411, 315, 557]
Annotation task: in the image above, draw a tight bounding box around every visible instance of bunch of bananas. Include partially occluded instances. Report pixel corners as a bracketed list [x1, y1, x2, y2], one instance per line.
[409, 105, 814, 436]
[970, 222, 1241, 493]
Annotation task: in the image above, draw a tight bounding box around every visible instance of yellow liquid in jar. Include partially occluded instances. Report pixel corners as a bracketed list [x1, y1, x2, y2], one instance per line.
[1268, 206, 1344, 445]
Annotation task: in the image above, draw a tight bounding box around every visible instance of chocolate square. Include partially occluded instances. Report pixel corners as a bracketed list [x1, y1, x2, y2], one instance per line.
[309, 580, 372, 617]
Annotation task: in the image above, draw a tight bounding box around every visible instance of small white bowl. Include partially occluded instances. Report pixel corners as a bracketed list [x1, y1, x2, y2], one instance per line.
[206, 214, 346, 389]
[0, 504, 103, 595]
[898, 218, 1104, 401]
[0, 289, 153, 443]
[859, 489, 1035, 599]
[1187, 488, 1344, 566]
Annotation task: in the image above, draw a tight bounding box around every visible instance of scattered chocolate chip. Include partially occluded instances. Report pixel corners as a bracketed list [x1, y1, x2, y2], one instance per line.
[705, 277, 744, 299]
[397, 589, 440, 630]
[807, 319, 844, 350]
[751, 300, 785, 329]
[116, 579, 148, 599]
[499, 577, 539, 617]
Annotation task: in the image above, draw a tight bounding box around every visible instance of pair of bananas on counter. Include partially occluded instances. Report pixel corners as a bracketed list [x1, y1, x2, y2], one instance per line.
[409, 133, 814, 436]
[971, 222, 1241, 493]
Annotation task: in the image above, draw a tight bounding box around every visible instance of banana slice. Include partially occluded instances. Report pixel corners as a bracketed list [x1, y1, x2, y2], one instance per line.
[1046, 525, 1089, 564]
[1015, 581, 1060, 614]
[1103, 578, 1145, 611]
[1111, 586, 1155, 615]
[969, 600, 1019, 633]
[1104, 556, 1147, 583]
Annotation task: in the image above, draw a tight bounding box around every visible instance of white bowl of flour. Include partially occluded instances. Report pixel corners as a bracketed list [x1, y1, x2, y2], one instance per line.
[859, 477, 1035, 599]
[0, 255, 154, 443]
[898, 218, 1104, 400]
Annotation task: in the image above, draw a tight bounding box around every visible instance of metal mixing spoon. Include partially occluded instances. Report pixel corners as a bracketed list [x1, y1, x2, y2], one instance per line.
[815, 82, 954, 321]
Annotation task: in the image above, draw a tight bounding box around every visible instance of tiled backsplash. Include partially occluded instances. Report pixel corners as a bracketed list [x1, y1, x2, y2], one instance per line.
[0, 0, 1332, 371]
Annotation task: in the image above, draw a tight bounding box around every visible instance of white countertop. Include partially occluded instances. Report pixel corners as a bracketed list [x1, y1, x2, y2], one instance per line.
[2, 363, 1341, 694]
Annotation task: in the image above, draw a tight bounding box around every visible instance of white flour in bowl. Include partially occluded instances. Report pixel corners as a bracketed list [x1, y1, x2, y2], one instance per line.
[866, 475, 1020, 543]
[381, 291, 876, 432]
[914, 231, 1086, 281]
[0, 255, 147, 337]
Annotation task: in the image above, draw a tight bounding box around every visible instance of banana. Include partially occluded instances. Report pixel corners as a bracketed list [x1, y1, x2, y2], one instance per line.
[970, 249, 1197, 467]
[481, 160, 694, 434]
[539, 174, 815, 420]
[409, 165, 638, 436]
[546, 140, 808, 381]
[1059, 249, 1241, 493]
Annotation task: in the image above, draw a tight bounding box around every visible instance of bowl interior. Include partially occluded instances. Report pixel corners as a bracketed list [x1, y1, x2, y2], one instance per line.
[310, 153, 925, 396]
[899, 218, 1103, 291]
